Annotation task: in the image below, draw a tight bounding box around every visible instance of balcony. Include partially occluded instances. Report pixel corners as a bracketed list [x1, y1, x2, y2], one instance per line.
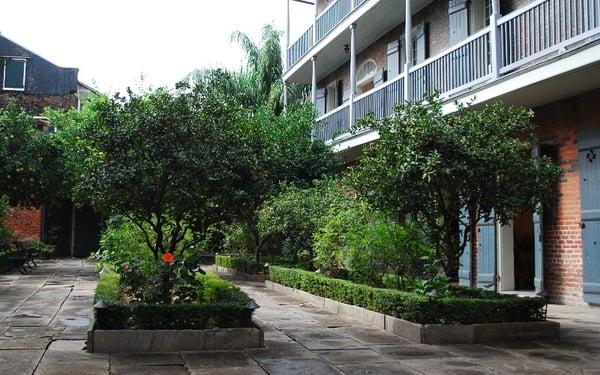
[313, 0, 600, 143]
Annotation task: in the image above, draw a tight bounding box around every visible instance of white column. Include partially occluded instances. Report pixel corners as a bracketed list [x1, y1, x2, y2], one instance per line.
[311, 56, 317, 105]
[313, 0, 318, 43]
[286, 0, 290, 71]
[404, 0, 412, 102]
[349, 23, 357, 126]
[283, 81, 288, 112]
[489, 0, 501, 79]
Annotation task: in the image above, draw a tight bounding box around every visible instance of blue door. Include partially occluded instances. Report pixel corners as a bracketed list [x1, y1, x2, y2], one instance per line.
[477, 212, 497, 290]
[579, 128, 600, 304]
[458, 208, 471, 287]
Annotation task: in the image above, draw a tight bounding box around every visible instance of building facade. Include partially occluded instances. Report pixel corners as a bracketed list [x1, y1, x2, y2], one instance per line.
[284, 0, 600, 305]
[0, 33, 101, 257]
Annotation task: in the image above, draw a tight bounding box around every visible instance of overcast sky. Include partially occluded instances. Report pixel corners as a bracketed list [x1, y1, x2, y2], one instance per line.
[0, 0, 314, 93]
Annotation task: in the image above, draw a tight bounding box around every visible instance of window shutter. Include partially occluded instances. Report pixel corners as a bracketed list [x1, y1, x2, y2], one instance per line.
[449, 0, 469, 45]
[315, 88, 326, 116]
[374, 70, 385, 87]
[414, 23, 427, 64]
[336, 80, 344, 106]
[342, 88, 350, 103]
[386, 40, 401, 79]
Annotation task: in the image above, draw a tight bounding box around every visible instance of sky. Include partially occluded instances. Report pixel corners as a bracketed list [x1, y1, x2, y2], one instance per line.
[0, 0, 314, 93]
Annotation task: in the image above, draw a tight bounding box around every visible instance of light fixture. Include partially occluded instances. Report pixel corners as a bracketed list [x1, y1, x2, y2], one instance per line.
[344, 44, 350, 54]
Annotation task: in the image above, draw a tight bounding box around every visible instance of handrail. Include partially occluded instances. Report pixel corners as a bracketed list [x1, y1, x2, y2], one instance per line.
[316, 101, 350, 122]
[408, 26, 491, 74]
[497, 0, 548, 24]
[316, 0, 344, 22]
[352, 73, 405, 103]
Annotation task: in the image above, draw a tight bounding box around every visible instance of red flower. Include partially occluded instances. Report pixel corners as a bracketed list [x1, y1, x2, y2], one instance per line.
[162, 252, 174, 264]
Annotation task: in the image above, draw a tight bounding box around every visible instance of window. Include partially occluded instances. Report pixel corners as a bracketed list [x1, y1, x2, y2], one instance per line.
[3, 58, 26, 91]
[470, 0, 493, 34]
[356, 60, 376, 94]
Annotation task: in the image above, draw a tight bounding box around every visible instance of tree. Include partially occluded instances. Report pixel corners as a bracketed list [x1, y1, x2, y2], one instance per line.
[66, 86, 252, 264]
[350, 97, 561, 277]
[0, 102, 67, 207]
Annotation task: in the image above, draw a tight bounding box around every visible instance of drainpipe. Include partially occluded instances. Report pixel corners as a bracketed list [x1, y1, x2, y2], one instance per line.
[349, 23, 357, 126]
[404, 0, 412, 102]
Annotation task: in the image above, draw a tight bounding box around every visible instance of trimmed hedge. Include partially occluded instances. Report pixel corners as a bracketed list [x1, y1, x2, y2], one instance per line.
[269, 266, 546, 325]
[215, 255, 265, 274]
[94, 302, 253, 330]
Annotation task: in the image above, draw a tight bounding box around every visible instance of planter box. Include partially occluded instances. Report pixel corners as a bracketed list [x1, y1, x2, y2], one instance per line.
[265, 280, 560, 345]
[87, 325, 264, 353]
[215, 266, 267, 282]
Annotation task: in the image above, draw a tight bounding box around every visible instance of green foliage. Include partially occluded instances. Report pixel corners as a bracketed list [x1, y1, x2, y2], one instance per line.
[94, 303, 253, 330]
[194, 272, 250, 304]
[215, 255, 265, 274]
[0, 102, 68, 206]
[351, 97, 562, 276]
[95, 270, 123, 305]
[28, 240, 55, 255]
[258, 179, 353, 266]
[0, 195, 11, 242]
[269, 266, 547, 324]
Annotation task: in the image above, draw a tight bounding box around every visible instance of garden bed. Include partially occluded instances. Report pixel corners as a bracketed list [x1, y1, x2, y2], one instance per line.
[88, 270, 264, 353]
[215, 255, 267, 282]
[267, 266, 559, 344]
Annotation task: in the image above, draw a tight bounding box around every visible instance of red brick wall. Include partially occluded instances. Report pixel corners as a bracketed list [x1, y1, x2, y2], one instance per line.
[5, 207, 42, 240]
[0, 92, 77, 114]
[532, 90, 600, 303]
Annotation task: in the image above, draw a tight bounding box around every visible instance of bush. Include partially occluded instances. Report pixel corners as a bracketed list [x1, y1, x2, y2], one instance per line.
[258, 179, 354, 266]
[215, 255, 265, 274]
[194, 272, 250, 304]
[94, 302, 254, 330]
[0, 195, 11, 242]
[268, 266, 546, 324]
[95, 271, 123, 305]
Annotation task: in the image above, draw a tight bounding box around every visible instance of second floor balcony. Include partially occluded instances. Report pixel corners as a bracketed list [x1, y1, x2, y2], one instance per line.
[306, 0, 600, 144]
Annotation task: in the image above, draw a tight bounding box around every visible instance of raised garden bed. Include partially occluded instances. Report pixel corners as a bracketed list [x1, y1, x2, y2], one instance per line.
[215, 255, 267, 282]
[88, 271, 264, 353]
[267, 266, 559, 344]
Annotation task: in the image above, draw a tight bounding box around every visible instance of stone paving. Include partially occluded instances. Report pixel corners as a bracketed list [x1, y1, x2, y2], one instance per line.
[1, 259, 600, 374]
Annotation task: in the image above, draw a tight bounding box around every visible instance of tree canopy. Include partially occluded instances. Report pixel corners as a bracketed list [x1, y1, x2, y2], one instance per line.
[350, 97, 561, 276]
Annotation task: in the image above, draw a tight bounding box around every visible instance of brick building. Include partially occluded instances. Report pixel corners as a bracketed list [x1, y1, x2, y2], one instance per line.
[1, 33, 101, 257]
[284, 0, 600, 305]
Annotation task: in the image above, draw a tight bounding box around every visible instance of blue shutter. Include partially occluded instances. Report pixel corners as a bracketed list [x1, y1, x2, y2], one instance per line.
[578, 128, 600, 304]
[458, 208, 471, 287]
[477, 210, 497, 290]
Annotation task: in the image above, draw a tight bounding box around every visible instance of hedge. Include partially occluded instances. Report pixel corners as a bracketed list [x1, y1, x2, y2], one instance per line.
[215, 255, 265, 274]
[94, 302, 253, 330]
[269, 266, 546, 324]
[94, 268, 254, 330]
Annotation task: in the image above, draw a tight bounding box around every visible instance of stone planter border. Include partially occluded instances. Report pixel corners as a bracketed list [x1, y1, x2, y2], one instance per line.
[215, 265, 267, 282]
[87, 324, 264, 353]
[265, 280, 560, 344]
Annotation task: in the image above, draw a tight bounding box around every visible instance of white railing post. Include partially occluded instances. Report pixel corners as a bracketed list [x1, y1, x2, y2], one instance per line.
[286, 0, 291, 70]
[490, 0, 501, 79]
[349, 23, 357, 127]
[404, 0, 412, 102]
[311, 56, 317, 106]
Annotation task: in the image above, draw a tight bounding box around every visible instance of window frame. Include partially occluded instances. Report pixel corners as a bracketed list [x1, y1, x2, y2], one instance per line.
[2, 57, 27, 92]
[356, 59, 377, 88]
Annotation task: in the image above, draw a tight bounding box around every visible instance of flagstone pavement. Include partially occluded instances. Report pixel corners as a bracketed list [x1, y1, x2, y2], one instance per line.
[0, 259, 599, 374]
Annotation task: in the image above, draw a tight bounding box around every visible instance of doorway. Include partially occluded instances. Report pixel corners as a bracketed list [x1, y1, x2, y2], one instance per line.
[513, 209, 535, 290]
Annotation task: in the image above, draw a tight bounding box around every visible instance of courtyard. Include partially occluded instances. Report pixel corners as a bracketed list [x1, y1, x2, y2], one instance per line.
[0, 259, 599, 375]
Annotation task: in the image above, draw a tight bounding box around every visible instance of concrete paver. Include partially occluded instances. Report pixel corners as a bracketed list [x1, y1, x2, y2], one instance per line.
[1, 260, 600, 374]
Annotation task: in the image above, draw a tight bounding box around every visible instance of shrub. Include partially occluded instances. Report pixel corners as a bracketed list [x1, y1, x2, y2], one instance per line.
[215, 255, 265, 274]
[258, 179, 354, 266]
[0, 195, 11, 242]
[94, 303, 254, 330]
[268, 266, 546, 324]
[194, 272, 250, 304]
[95, 271, 123, 305]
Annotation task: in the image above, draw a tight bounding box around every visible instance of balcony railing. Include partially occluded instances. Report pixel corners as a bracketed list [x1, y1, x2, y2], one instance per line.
[313, 0, 600, 143]
[288, 0, 369, 69]
[288, 26, 314, 67]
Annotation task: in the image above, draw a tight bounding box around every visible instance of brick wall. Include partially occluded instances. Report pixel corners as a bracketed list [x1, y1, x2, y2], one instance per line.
[532, 89, 600, 303]
[0, 92, 77, 115]
[5, 207, 42, 240]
